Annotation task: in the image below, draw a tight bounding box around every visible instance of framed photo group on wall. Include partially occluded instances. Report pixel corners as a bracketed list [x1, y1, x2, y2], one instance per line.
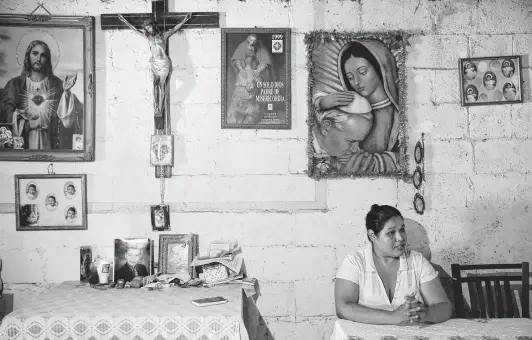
[0, 14, 96, 161]
[221, 28, 291, 129]
[15, 174, 87, 230]
[459, 55, 523, 106]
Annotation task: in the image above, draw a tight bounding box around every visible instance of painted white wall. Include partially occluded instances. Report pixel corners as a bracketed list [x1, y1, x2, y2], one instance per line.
[1, 0, 531, 338]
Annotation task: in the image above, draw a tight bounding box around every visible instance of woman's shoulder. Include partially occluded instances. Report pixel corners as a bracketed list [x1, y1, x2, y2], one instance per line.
[407, 249, 428, 258]
[342, 247, 369, 269]
[405, 249, 431, 266]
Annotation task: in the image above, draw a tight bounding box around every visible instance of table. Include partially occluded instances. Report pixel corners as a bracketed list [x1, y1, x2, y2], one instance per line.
[0, 281, 255, 340]
[331, 318, 532, 340]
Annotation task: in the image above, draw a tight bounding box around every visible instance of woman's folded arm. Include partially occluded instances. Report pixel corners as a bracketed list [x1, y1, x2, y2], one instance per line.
[335, 278, 403, 325]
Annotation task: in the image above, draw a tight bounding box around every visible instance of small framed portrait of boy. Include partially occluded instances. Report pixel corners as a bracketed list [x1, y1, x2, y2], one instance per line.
[150, 205, 170, 231]
[114, 238, 152, 283]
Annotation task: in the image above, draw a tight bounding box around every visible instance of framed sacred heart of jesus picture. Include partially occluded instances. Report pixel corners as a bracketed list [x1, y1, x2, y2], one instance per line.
[0, 14, 96, 162]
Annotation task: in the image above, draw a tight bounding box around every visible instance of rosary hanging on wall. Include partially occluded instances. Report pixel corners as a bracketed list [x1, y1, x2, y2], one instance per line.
[150, 134, 173, 231]
[412, 133, 425, 215]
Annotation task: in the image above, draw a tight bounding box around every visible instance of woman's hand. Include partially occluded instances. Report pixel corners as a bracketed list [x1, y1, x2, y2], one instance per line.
[405, 294, 427, 323]
[391, 302, 415, 325]
[317, 92, 354, 110]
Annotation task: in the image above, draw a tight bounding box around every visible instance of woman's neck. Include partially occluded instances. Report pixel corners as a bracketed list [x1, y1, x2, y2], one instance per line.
[366, 85, 388, 105]
[372, 248, 399, 266]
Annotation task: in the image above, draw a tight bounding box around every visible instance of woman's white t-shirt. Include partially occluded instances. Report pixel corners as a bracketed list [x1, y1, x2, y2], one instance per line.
[336, 244, 438, 311]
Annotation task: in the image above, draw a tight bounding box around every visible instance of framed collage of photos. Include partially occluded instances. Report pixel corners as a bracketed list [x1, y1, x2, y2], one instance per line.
[0, 14, 96, 161]
[459, 55, 523, 106]
[15, 174, 87, 230]
[221, 28, 291, 129]
[159, 234, 199, 281]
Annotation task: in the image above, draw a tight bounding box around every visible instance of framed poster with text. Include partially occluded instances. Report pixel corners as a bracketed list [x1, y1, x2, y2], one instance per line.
[221, 28, 291, 129]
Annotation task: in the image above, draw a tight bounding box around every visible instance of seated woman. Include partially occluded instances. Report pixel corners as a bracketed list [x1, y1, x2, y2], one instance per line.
[334, 204, 451, 325]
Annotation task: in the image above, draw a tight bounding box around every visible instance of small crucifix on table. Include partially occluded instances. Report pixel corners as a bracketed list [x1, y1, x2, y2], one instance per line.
[101, 0, 219, 178]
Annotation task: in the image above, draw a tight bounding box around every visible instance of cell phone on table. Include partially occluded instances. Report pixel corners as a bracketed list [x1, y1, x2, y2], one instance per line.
[190, 296, 228, 307]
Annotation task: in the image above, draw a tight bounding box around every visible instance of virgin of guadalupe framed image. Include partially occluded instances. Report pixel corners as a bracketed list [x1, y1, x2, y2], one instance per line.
[221, 28, 291, 129]
[305, 31, 409, 179]
[159, 234, 199, 281]
[15, 174, 87, 230]
[459, 56, 523, 106]
[0, 14, 95, 161]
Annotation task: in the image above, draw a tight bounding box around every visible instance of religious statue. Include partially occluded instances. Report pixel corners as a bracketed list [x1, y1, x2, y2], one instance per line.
[118, 13, 192, 126]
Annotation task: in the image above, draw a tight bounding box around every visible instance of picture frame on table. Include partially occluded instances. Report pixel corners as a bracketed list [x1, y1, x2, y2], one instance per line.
[15, 174, 87, 230]
[114, 238, 152, 283]
[159, 234, 199, 280]
[221, 28, 291, 129]
[459, 55, 523, 106]
[0, 13, 96, 161]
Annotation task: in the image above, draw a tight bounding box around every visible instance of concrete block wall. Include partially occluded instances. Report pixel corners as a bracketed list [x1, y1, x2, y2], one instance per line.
[0, 0, 531, 338]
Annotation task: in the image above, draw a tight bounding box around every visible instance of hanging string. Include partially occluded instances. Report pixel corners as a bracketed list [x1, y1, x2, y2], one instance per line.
[159, 165, 165, 209]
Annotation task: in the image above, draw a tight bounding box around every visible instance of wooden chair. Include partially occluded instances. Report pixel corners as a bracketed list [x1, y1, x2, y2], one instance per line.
[451, 262, 529, 318]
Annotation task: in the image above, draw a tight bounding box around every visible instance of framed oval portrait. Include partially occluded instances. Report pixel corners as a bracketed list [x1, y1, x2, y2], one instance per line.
[413, 193, 425, 215]
[414, 140, 424, 164]
[413, 167, 423, 189]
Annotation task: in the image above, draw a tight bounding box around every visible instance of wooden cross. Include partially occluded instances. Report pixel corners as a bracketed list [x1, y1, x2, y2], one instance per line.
[101, 0, 219, 178]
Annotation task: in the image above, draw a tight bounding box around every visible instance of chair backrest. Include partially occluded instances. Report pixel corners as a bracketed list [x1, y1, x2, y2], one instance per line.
[451, 262, 529, 318]
[0, 258, 3, 297]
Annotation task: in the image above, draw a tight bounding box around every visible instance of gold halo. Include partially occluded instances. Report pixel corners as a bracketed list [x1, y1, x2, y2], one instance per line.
[16, 29, 60, 71]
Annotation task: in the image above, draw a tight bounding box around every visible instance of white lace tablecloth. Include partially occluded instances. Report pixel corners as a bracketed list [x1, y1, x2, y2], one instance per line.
[0, 281, 252, 340]
[331, 318, 532, 340]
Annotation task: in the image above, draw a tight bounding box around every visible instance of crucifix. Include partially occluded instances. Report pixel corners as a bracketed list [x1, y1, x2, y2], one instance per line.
[101, 1, 219, 220]
[101, 0, 219, 180]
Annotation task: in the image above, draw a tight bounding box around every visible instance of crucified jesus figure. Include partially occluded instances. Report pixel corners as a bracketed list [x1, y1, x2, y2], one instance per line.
[118, 13, 192, 119]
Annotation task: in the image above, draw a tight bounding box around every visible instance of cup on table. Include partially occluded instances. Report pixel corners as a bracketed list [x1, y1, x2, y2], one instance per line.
[96, 259, 111, 284]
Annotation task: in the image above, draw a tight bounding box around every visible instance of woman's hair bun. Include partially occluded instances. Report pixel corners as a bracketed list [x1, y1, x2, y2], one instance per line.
[371, 204, 380, 210]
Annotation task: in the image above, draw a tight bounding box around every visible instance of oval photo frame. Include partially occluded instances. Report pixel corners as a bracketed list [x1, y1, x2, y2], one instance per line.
[413, 167, 423, 189]
[414, 140, 424, 164]
[413, 193, 425, 215]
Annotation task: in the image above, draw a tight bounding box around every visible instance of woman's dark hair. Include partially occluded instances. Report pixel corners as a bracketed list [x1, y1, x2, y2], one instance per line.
[340, 42, 383, 92]
[365, 204, 403, 238]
